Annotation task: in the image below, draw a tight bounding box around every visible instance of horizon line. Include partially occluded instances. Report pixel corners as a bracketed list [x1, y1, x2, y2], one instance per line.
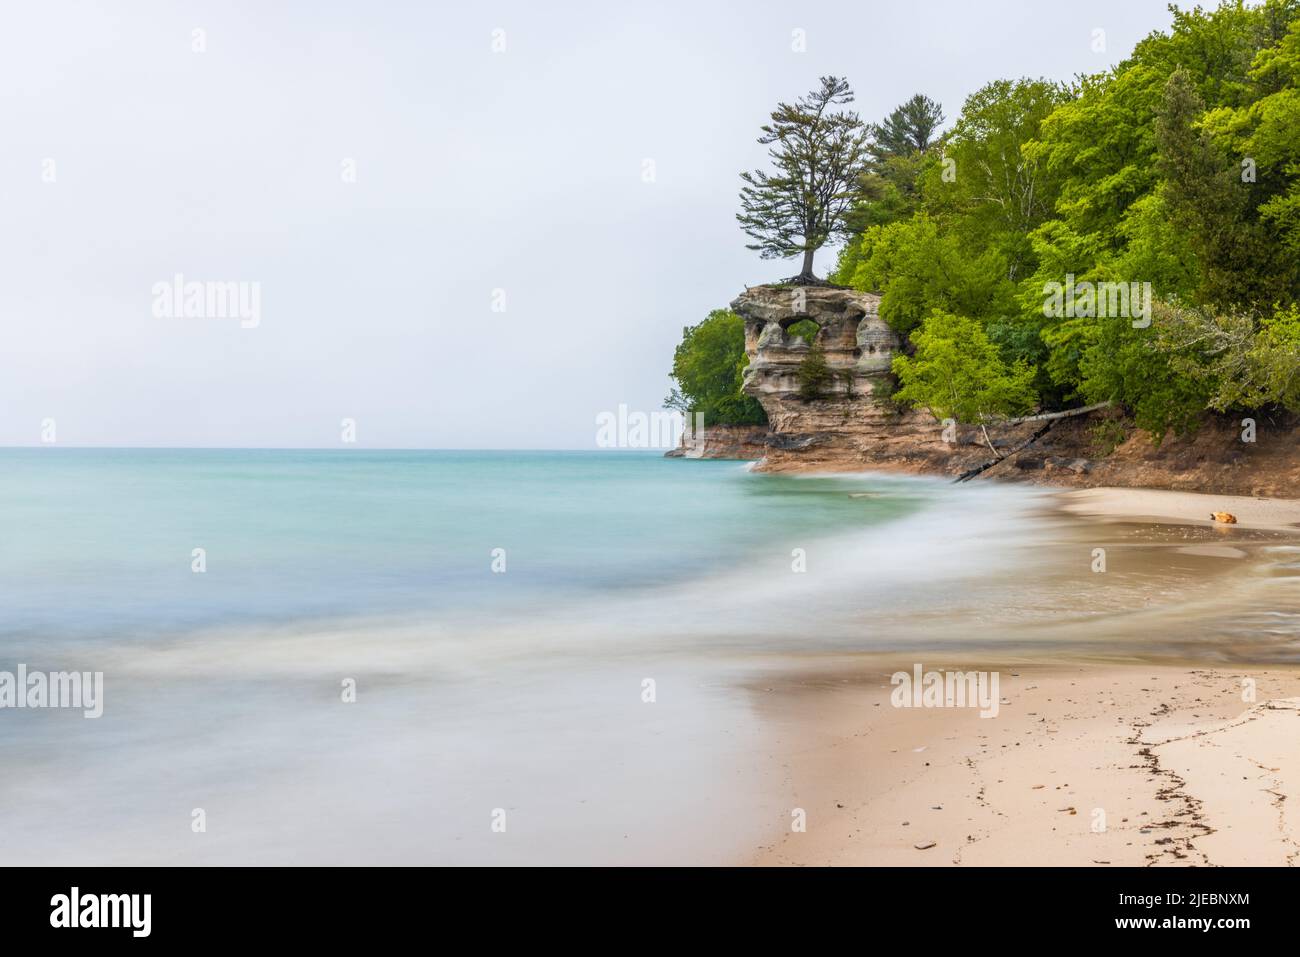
[0, 445, 666, 452]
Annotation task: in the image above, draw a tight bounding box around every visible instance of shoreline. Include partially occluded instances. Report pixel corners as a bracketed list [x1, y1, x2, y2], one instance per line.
[742, 457, 1300, 528]
[744, 486, 1300, 866]
[676, 408, 1300, 498]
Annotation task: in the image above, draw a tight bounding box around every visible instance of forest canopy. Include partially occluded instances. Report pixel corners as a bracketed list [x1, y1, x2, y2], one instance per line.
[838, 0, 1300, 438]
[670, 1, 1300, 439]
[664, 309, 768, 427]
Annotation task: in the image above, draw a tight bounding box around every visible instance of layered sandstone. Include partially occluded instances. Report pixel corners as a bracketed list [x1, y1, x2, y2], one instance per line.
[664, 424, 770, 460]
[734, 284, 895, 430]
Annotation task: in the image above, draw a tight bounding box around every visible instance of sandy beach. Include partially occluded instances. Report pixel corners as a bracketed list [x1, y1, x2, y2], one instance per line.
[1061, 487, 1300, 531]
[748, 486, 1300, 867]
[749, 661, 1300, 866]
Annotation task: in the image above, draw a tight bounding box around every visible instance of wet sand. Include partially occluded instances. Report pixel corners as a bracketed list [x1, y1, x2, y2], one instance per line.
[748, 487, 1300, 867]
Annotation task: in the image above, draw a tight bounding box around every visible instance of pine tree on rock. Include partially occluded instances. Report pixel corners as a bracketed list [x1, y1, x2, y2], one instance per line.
[737, 76, 870, 284]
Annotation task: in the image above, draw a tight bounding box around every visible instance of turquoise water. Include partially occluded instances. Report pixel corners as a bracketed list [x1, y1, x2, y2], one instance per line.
[0, 449, 928, 650]
[2, 449, 1297, 864]
[0, 449, 957, 865]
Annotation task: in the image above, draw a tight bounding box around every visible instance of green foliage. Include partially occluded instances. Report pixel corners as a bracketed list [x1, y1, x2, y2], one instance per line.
[796, 343, 836, 400]
[1154, 300, 1300, 412]
[1248, 304, 1300, 409]
[785, 319, 820, 343]
[1026, 66, 1163, 250]
[1155, 68, 1281, 307]
[844, 215, 1015, 335]
[869, 94, 945, 160]
[838, 77, 1065, 375]
[891, 311, 1039, 423]
[666, 310, 768, 426]
[1202, 13, 1300, 282]
[1074, 305, 1212, 440]
[834, 94, 946, 281]
[927, 78, 1070, 280]
[826, 0, 1300, 440]
[871, 374, 898, 405]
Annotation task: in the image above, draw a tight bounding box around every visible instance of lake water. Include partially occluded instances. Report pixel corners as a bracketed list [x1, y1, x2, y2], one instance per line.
[1, 449, 1296, 864]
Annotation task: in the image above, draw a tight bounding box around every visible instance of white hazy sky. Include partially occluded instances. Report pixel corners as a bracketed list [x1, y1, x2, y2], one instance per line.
[0, 0, 1177, 448]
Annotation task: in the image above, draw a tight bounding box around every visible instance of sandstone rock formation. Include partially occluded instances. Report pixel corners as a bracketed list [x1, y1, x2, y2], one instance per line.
[664, 424, 770, 460]
[728, 284, 964, 471]
[733, 284, 896, 424]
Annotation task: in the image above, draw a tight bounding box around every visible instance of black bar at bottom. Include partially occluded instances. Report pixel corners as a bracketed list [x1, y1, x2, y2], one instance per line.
[1, 866, 1275, 942]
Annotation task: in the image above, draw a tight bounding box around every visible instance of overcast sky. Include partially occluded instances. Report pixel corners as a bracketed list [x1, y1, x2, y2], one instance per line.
[0, 0, 1178, 448]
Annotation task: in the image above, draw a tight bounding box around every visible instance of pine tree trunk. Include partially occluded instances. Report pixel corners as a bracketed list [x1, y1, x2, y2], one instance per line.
[798, 248, 815, 281]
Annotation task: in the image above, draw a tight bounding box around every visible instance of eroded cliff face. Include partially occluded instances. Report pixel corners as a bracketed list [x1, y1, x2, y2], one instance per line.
[664, 424, 771, 460]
